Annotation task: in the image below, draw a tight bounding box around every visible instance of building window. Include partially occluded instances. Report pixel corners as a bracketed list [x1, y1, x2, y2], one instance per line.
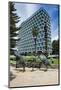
[41, 26, 44, 29]
[41, 42, 43, 45]
[37, 47, 39, 50]
[40, 39, 41, 42]
[40, 47, 42, 50]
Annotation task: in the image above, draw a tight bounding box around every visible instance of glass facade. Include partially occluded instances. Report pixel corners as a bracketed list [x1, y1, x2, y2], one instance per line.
[17, 8, 52, 55]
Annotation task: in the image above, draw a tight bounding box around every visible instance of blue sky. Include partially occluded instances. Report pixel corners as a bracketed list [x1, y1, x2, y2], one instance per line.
[14, 3, 59, 42]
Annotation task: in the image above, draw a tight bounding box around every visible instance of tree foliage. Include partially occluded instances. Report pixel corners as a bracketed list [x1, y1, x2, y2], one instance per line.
[32, 27, 38, 38]
[32, 27, 38, 54]
[52, 39, 59, 55]
[44, 23, 48, 57]
[9, 2, 20, 55]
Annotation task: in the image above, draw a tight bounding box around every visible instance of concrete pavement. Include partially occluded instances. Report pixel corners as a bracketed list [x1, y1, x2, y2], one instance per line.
[10, 66, 59, 87]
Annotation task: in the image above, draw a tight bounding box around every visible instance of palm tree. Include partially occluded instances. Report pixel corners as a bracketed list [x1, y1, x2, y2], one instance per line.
[32, 27, 38, 54]
[44, 23, 48, 58]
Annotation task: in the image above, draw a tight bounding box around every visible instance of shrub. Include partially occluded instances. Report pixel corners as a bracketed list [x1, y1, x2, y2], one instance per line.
[10, 55, 16, 61]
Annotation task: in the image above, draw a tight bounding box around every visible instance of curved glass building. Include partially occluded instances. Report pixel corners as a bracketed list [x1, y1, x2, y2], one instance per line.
[17, 8, 52, 55]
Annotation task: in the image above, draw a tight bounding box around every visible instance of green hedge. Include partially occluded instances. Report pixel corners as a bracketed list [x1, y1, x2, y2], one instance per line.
[49, 58, 59, 65]
[10, 55, 16, 61]
[10, 55, 59, 65]
[21, 56, 41, 63]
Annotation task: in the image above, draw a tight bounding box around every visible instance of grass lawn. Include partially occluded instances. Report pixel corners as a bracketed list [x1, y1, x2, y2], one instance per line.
[10, 60, 16, 65]
[49, 58, 59, 65]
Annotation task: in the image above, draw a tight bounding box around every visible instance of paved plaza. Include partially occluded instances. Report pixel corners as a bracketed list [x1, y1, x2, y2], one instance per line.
[10, 66, 59, 87]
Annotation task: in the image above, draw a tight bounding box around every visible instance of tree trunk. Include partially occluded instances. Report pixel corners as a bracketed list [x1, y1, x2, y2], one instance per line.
[34, 38, 37, 55]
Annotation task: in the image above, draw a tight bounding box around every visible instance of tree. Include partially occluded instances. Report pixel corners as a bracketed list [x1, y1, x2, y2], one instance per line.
[9, 2, 20, 55]
[32, 27, 38, 54]
[44, 23, 48, 58]
[52, 39, 59, 55]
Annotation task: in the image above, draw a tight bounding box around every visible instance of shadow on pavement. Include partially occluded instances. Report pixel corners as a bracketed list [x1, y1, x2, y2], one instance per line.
[10, 71, 16, 81]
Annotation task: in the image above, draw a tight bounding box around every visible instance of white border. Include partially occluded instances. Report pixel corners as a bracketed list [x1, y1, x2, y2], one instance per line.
[0, 0, 61, 90]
